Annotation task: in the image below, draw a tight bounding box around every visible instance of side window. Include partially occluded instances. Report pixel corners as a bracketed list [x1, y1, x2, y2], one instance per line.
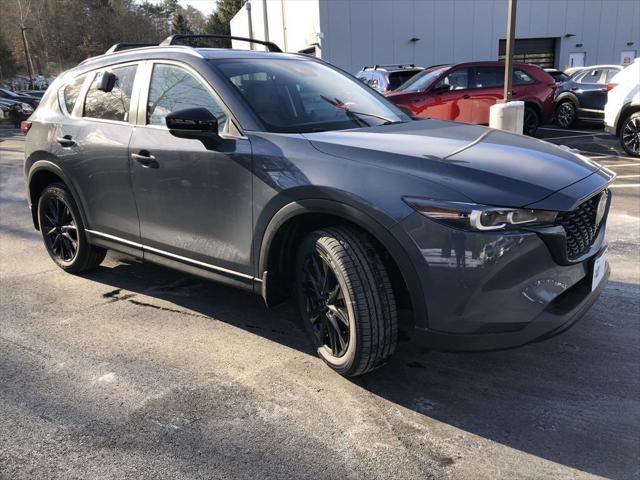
[83, 65, 137, 121]
[578, 69, 602, 84]
[513, 69, 535, 85]
[146, 64, 228, 133]
[604, 69, 619, 82]
[471, 67, 503, 88]
[435, 68, 469, 91]
[59, 74, 85, 115]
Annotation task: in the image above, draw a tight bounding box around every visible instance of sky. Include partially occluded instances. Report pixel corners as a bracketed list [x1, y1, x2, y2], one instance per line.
[142, 0, 218, 16]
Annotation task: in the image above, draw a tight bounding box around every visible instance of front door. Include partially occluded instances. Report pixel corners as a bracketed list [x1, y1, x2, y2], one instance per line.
[130, 62, 253, 275]
[425, 68, 473, 123]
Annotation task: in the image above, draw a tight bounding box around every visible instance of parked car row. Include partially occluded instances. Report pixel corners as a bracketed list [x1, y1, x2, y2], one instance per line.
[0, 87, 40, 127]
[355, 59, 638, 154]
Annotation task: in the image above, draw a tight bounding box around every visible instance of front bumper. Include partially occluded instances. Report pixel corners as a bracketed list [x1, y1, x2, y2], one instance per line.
[395, 208, 610, 351]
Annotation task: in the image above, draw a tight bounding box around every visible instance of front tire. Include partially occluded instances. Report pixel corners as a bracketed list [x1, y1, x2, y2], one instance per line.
[619, 112, 640, 157]
[296, 227, 398, 377]
[37, 183, 106, 273]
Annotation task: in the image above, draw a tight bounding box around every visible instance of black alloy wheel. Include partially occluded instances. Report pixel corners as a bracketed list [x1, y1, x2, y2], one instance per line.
[296, 227, 398, 377]
[620, 112, 640, 157]
[37, 183, 106, 272]
[523, 106, 540, 136]
[41, 195, 79, 263]
[555, 101, 577, 128]
[300, 249, 351, 357]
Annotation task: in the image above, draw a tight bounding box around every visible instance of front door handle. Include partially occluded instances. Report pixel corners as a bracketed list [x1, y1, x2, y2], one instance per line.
[56, 135, 75, 147]
[131, 151, 159, 168]
[462, 94, 471, 99]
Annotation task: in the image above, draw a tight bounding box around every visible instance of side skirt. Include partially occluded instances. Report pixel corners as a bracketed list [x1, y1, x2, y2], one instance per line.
[85, 229, 258, 293]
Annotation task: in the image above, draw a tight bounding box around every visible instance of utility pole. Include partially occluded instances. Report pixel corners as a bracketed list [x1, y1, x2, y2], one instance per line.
[262, 0, 269, 43]
[20, 26, 34, 89]
[502, 0, 517, 102]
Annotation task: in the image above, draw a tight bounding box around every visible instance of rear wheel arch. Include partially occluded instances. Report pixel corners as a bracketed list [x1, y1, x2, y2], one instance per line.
[617, 104, 640, 136]
[258, 199, 429, 335]
[27, 161, 88, 231]
[555, 92, 580, 109]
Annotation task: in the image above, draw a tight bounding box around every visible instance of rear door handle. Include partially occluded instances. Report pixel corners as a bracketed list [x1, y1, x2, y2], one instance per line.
[56, 135, 75, 147]
[131, 151, 159, 168]
[462, 94, 471, 99]
[570, 87, 579, 91]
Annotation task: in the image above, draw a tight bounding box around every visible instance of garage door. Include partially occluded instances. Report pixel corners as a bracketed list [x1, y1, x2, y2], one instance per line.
[498, 38, 556, 68]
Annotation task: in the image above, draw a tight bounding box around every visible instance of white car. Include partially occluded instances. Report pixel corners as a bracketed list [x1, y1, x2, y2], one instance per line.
[604, 59, 640, 156]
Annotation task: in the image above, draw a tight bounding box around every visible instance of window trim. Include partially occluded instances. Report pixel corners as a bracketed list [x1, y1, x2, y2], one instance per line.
[136, 59, 245, 138]
[80, 60, 143, 126]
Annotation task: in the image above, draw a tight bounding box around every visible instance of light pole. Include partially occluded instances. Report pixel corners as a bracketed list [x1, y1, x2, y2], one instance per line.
[501, 0, 517, 102]
[20, 26, 35, 89]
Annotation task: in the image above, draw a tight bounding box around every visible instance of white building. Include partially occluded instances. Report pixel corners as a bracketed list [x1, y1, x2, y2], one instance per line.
[230, 0, 640, 73]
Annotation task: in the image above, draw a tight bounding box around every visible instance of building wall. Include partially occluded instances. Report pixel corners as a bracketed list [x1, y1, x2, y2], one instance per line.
[230, 0, 320, 53]
[231, 0, 639, 73]
[319, 0, 639, 73]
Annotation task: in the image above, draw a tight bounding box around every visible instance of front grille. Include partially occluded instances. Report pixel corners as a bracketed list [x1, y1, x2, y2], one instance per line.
[556, 192, 605, 260]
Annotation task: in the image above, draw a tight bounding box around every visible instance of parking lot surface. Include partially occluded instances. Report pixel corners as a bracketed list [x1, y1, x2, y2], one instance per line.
[1, 126, 639, 479]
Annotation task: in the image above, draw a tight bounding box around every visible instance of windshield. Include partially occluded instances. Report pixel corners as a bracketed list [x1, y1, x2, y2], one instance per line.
[212, 58, 408, 133]
[395, 67, 448, 93]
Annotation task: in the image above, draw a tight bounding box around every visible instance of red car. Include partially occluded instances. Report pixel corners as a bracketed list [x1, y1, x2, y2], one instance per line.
[386, 61, 556, 136]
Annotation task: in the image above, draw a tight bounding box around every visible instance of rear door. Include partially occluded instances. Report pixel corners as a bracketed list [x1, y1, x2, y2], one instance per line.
[129, 60, 253, 276]
[468, 66, 503, 124]
[67, 63, 142, 244]
[572, 68, 608, 111]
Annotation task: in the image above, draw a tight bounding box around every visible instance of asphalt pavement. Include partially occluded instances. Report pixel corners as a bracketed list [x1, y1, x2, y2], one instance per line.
[1, 126, 639, 480]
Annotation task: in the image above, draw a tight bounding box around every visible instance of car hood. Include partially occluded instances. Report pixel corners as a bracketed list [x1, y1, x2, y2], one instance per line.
[302, 120, 603, 207]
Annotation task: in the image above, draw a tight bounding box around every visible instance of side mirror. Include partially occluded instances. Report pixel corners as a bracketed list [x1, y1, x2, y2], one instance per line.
[97, 71, 117, 92]
[166, 107, 221, 149]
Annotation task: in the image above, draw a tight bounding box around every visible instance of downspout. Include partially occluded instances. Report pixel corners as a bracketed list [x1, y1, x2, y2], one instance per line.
[247, 1, 254, 50]
[262, 0, 270, 42]
[280, 0, 288, 51]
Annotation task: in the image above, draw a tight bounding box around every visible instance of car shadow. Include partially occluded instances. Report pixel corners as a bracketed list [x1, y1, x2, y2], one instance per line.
[81, 254, 638, 479]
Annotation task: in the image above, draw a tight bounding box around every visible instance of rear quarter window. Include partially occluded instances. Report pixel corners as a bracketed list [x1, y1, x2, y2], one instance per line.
[58, 75, 86, 115]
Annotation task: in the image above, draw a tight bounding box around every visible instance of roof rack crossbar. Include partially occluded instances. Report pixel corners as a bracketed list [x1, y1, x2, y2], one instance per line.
[160, 34, 282, 53]
[106, 43, 157, 54]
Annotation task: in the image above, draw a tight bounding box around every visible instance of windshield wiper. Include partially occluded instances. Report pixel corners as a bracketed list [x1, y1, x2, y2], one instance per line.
[319, 95, 399, 126]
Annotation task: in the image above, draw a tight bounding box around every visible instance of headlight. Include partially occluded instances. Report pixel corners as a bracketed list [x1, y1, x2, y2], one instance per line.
[403, 197, 558, 231]
[21, 102, 33, 112]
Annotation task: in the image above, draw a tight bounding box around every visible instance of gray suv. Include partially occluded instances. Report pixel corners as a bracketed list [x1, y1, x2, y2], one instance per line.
[24, 35, 614, 377]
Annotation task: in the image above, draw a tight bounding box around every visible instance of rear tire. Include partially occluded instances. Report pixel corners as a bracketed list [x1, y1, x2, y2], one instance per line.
[555, 100, 577, 128]
[296, 227, 398, 377]
[37, 183, 106, 273]
[619, 112, 640, 157]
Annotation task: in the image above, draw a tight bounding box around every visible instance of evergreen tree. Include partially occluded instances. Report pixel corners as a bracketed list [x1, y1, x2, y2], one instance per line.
[172, 12, 193, 35]
[204, 0, 243, 47]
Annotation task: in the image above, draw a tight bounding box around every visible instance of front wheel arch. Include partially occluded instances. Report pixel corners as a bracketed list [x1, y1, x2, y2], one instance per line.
[257, 200, 429, 334]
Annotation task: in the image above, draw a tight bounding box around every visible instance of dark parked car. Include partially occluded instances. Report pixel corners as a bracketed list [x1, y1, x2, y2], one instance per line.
[544, 68, 571, 84]
[554, 65, 623, 128]
[23, 36, 613, 377]
[0, 87, 40, 108]
[0, 98, 33, 127]
[386, 61, 556, 136]
[356, 64, 423, 94]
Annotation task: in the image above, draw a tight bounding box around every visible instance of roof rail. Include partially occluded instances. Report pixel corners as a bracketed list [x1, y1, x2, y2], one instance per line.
[160, 34, 282, 53]
[105, 43, 157, 54]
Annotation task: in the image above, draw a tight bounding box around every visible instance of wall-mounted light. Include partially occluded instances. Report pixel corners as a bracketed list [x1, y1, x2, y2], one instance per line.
[627, 42, 635, 46]
[564, 33, 575, 38]
[410, 37, 420, 42]
[576, 43, 583, 48]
